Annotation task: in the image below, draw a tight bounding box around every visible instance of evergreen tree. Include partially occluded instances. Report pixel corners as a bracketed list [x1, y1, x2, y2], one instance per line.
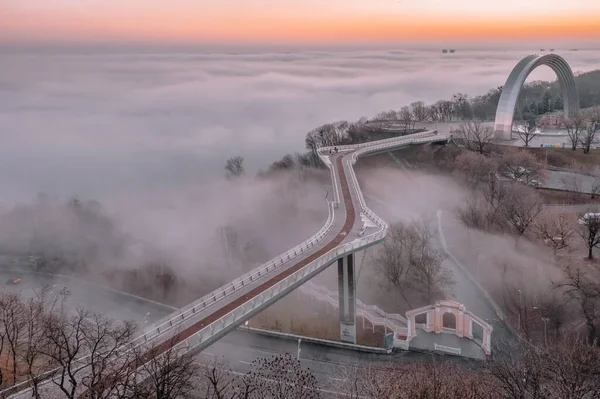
[542, 91, 552, 113]
[537, 102, 545, 115]
[529, 102, 538, 115]
[554, 95, 564, 110]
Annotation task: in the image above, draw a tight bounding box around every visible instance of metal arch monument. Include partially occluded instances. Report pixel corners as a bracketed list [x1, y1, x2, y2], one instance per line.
[494, 53, 579, 140]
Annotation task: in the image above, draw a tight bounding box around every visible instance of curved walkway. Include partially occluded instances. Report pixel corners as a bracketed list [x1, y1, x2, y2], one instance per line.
[6, 131, 446, 398]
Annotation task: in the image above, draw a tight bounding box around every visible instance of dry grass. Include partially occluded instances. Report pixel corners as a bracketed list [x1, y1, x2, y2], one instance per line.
[526, 147, 600, 169]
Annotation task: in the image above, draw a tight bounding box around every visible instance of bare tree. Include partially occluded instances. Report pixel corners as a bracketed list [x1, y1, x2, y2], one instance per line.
[515, 115, 538, 147]
[404, 220, 453, 304]
[498, 148, 545, 186]
[580, 111, 600, 154]
[410, 101, 429, 122]
[243, 353, 319, 399]
[562, 112, 588, 151]
[195, 357, 247, 399]
[481, 175, 511, 230]
[491, 337, 600, 399]
[555, 266, 600, 344]
[456, 195, 493, 231]
[427, 103, 442, 122]
[398, 106, 414, 132]
[0, 293, 26, 385]
[332, 363, 405, 399]
[436, 100, 454, 122]
[376, 219, 453, 307]
[533, 210, 577, 255]
[578, 211, 600, 259]
[39, 307, 88, 399]
[452, 92, 472, 120]
[80, 313, 137, 399]
[125, 339, 198, 399]
[454, 121, 495, 154]
[542, 336, 600, 399]
[501, 183, 543, 238]
[453, 150, 497, 188]
[334, 361, 500, 399]
[224, 156, 245, 179]
[372, 110, 397, 121]
[22, 287, 69, 398]
[375, 223, 415, 308]
[488, 340, 546, 399]
[346, 123, 369, 144]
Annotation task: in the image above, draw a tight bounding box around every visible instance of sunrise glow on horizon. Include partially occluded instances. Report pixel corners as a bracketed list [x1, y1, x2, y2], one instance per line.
[2, 0, 600, 45]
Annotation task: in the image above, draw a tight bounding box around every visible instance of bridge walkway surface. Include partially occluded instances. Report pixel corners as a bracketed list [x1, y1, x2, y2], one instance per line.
[5, 131, 446, 398]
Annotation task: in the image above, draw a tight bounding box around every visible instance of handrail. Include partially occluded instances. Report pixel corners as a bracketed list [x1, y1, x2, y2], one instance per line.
[139, 200, 336, 342]
[297, 281, 408, 335]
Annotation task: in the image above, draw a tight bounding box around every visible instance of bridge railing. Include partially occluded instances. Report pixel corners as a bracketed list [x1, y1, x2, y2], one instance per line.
[138, 200, 337, 345]
[317, 130, 438, 154]
[180, 229, 387, 354]
[344, 131, 441, 232]
[297, 281, 408, 334]
[317, 130, 440, 222]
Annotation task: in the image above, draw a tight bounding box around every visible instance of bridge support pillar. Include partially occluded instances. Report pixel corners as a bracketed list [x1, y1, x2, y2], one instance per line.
[338, 254, 356, 343]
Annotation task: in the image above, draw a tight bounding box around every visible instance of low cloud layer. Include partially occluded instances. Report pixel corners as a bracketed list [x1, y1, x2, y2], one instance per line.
[1, 48, 599, 202]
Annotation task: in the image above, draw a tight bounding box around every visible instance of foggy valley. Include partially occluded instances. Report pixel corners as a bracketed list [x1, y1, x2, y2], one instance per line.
[2, 37, 600, 399]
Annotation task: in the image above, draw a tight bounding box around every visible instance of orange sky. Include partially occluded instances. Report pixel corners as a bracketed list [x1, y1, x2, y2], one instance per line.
[2, 1, 599, 44]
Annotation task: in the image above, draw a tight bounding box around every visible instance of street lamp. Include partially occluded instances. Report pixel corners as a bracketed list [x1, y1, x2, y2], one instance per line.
[517, 289, 523, 330]
[541, 318, 550, 346]
[476, 248, 481, 283]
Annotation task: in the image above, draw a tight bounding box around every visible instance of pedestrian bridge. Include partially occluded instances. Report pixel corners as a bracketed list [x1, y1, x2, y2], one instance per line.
[6, 130, 493, 398]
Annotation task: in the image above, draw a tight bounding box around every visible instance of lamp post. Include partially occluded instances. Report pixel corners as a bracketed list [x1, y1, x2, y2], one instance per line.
[517, 289, 522, 330]
[541, 318, 549, 346]
[476, 248, 481, 283]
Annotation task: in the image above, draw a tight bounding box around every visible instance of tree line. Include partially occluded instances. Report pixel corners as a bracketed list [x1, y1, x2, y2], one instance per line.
[2, 286, 600, 399]
[223, 69, 600, 178]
